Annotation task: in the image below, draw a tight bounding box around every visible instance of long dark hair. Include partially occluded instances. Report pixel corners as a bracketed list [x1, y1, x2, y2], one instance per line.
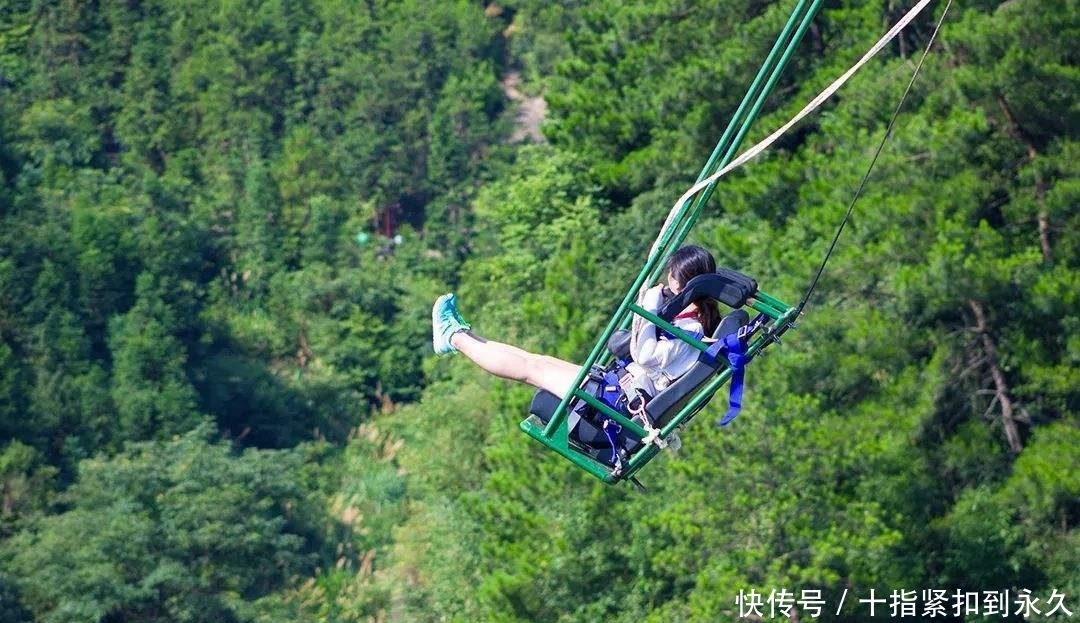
[666, 245, 720, 335]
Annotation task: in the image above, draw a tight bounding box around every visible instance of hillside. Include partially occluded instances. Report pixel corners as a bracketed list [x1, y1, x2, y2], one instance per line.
[0, 1, 1076, 621]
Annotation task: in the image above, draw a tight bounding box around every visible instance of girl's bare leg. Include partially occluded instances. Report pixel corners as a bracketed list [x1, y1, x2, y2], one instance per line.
[450, 331, 582, 399]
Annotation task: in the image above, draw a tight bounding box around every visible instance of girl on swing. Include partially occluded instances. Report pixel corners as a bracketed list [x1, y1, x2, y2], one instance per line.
[431, 245, 721, 401]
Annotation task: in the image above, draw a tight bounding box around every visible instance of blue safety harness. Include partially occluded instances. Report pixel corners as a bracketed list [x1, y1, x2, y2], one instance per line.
[698, 313, 764, 427]
[583, 318, 753, 466]
[718, 331, 747, 426]
[595, 367, 629, 466]
[563, 364, 634, 468]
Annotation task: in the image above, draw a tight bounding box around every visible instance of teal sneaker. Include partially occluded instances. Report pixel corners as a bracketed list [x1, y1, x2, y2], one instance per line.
[432, 293, 471, 354]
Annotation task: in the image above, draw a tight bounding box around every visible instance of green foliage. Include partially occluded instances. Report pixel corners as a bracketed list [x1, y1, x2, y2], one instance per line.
[0, 440, 57, 537]
[0, 335, 25, 440]
[0, 0, 1076, 620]
[1, 425, 332, 623]
[934, 422, 1080, 607]
[24, 306, 114, 469]
[108, 273, 202, 444]
[542, 1, 823, 195]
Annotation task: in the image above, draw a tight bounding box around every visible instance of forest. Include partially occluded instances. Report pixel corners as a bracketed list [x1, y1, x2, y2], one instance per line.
[0, 0, 1076, 621]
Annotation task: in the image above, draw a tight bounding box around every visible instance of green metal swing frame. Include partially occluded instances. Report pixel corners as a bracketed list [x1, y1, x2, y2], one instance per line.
[519, 0, 824, 485]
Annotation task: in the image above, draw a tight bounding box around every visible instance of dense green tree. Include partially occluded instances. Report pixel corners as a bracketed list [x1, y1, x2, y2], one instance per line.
[111, 2, 177, 175]
[1, 425, 332, 623]
[542, 0, 825, 197]
[107, 273, 201, 444]
[0, 440, 57, 537]
[273, 127, 346, 267]
[24, 304, 113, 468]
[0, 338, 24, 441]
[235, 152, 286, 294]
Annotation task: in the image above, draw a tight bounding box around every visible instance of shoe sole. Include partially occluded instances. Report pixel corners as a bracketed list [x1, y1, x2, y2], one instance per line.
[432, 294, 453, 354]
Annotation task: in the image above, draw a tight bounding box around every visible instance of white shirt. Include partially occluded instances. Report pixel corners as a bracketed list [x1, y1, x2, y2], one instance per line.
[628, 285, 704, 396]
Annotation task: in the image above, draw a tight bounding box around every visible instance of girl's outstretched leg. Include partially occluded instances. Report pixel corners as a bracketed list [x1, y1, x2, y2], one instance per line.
[451, 332, 581, 398]
[432, 293, 581, 398]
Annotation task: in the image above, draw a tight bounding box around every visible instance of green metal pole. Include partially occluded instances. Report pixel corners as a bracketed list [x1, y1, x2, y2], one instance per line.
[624, 0, 823, 323]
[672, 0, 826, 247]
[692, 0, 812, 185]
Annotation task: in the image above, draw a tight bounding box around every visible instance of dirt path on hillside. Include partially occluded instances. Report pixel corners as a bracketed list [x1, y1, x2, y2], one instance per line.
[501, 71, 547, 144]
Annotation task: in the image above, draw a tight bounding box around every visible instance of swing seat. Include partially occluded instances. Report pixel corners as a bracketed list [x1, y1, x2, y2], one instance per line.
[528, 389, 640, 467]
[521, 265, 795, 484]
[528, 307, 751, 467]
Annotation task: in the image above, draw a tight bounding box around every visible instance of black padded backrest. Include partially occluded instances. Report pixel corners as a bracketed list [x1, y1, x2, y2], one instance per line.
[645, 308, 750, 428]
[657, 268, 758, 320]
[606, 329, 632, 360]
[606, 267, 755, 359]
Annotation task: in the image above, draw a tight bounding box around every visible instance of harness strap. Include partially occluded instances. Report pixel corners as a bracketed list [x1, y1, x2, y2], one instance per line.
[659, 327, 704, 342]
[717, 332, 748, 427]
[601, 419, 622, 468]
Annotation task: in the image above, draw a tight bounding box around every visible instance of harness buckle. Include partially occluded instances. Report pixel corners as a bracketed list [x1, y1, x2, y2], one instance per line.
[627, 391, 650, 421]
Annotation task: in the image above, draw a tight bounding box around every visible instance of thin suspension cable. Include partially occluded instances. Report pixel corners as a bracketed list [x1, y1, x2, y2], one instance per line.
[797, 0, 955, 313]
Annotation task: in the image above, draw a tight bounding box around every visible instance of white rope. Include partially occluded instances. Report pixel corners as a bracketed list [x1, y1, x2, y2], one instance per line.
[646, 0, 937, 267]
[641, 425, 668, 449]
